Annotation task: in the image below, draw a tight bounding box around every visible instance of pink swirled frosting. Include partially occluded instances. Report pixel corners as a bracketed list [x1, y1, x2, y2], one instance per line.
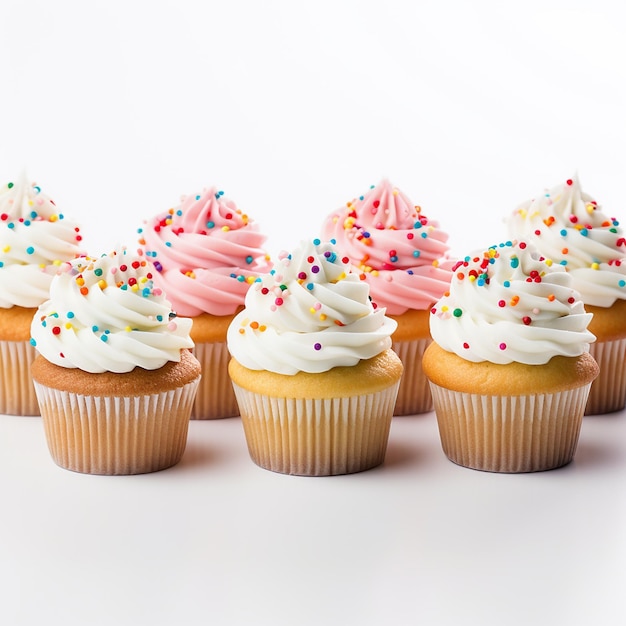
[321, 179, 453, 315]
[138, 186, 271, 317]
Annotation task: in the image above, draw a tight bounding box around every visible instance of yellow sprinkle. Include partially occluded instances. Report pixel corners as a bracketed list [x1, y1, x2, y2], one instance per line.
[393, 189, 398, 196]
[131, 284, 139, 292]
[591, 262, 600, 270]
[319, 314, 327, 321]
[469, 275, 476, 282]
[2, 245, 10, 253]
[586, 203, 595, 214]
[371, 270, 379, 277]
[76, 277, 85, 286]
[222, 226, 230, 232]
[49, 214, 58, 222]
[545, 259, 553, 267]
[432, 260, 439, 268]
[441, 305, 449, 312]
[52, 259, 62, 266]
[65, 323, 73, 330]
[125, 326, 132, 332]
[246, 276, 255, 284]
[259, 325, 267, 332]
[98, 280, 107, 289]
[240, 317, 249, 327]
[309, 307, 316, 314]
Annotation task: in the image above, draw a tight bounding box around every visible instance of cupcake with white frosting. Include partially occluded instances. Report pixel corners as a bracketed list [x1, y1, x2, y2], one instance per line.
[30, 248, 201, 475]
[423, 240, 598, 473]
[0, 175, 84, 415]
[227, 238, 403, 476]
[508, 175, 626, 414]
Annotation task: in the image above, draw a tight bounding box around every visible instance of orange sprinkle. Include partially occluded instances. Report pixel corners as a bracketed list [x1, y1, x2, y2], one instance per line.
[510, 295, 520, 306]
[548, 294, 556, 301]
[250, 321, 259, 330]
[562, 247, 569, 254]
[80, 287, 89, 296]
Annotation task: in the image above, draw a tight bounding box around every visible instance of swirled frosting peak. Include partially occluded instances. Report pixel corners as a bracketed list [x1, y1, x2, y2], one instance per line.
[138, 186, 271, 316]
[321, 179, 453, 314]
[227, 239, 397, 375]
[507, 175, 626, 307]
[429, 240, 595, 365]
[30, 248, 194, 373]
[0, 175, 84, 308]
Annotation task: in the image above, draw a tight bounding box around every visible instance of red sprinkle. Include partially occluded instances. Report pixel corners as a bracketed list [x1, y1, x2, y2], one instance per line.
[52, 327, 61, 335]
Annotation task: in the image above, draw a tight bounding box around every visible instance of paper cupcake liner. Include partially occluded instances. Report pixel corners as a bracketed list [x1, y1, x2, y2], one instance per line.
[231, 381, 400, 476]
[191, 341, 239, 420]
[392, 337, 432, 415]
[429, 382, 592, 473]
[585, 338, 626, 415]
[33, 378, 199, 475]
[0, 340, 39, 416]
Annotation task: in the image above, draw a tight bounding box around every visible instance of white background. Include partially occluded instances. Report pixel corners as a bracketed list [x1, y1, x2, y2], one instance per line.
[1, 1, 625, 625]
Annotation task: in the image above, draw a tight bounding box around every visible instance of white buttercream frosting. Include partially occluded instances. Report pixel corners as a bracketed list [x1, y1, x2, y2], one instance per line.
[507, 175, 626, 307]
[30, 248, 194, 373]
[429, 240, 595, 365]
[0, 176, 84, 308]
[227, 239, 397, 375]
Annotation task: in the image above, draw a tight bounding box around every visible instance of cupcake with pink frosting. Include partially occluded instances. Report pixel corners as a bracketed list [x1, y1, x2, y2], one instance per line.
[138, 185, 271, 419]
[321, 179, 453, 414]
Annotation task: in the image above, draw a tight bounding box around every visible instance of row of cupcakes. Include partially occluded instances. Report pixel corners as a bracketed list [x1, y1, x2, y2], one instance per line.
[0, 173, 623, 476]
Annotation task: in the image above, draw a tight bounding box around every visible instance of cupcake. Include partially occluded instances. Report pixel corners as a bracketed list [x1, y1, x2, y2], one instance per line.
[508, 175, 626, 414]
[30, 248, 201, 475]
[138, 186, 271, 419]
[321, 179, 452, 415]
[227, 238, 403, 476]
[0, 175, 84, 415]
[423, 240, 598, 473]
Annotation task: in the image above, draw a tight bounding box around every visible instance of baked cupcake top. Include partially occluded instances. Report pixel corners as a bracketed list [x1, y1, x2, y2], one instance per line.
[429, 240, 595, 365]
[0, 176, 83, 308]
[138, 186, 271, 317]
[30, 248, 194, 373]
[227, 238, 397, 375]
[507, 175, 626, 307]
[321, 179, 452, 314]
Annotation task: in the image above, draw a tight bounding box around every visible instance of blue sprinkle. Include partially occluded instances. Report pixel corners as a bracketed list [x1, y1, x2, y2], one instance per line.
[580, 228, 589, 237]
[165, 241, 172, 247]
[176, 210, 183, 216]
[414, 221, 422, 229]
[26, 246, 35, 255]
[30, 338, 36, 346]
[245, 256, 253, 264]
[330, 238, 336, 244]
[421, 232, 428, 238]
[100, 334, 108, 342]
[560, 229, 567, 237]
[30, 211, 37, 219]
[237, 275, 245, 282]
[67, 311, 75, 319]
[413, 250, 420, 258]
[207, 221, 215, 229]
[560, 260, 568, 265]
[503, 280, 511, 288]
[92, 325, 99, 332]
[306, 283, 314, 290]
[313, 238, 321, 245]
[620, 280, 626, 288]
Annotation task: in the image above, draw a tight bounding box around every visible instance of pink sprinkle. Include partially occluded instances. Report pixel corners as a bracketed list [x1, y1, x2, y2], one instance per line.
[313, 302, 321, 311]
[167, 321, 177, 331]
[499, 343, 507, 350]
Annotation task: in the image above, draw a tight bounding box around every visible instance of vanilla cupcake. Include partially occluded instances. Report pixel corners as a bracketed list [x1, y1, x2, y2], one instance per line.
[423, 240, 598, 473]
[508, 175, 626, 414]
[0, 175, 84, 415]
[227, 239, 403, 476]
[138, 186, 271, 419]
[321, 179, 452, 415]
[30, 248, 201, 475]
